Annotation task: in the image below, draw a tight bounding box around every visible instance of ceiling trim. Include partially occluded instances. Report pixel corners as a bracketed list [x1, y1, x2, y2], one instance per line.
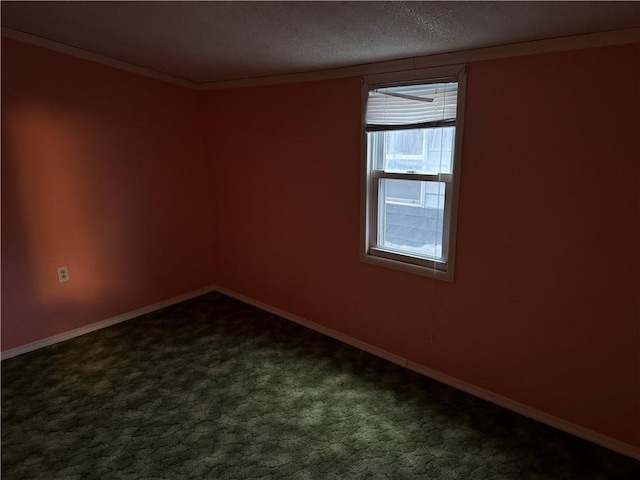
[1, 27, 199, 89]
[3, 26, 639, 92]
[197, 27, 640, 90]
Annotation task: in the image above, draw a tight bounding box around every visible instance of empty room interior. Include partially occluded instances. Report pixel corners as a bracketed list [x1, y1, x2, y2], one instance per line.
[2, 2, 639, 479]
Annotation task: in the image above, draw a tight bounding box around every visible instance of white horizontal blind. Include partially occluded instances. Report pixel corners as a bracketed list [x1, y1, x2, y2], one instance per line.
[366, 82, 458, 131]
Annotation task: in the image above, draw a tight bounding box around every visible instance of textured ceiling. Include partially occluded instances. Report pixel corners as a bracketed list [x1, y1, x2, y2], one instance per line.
[2, 1, 639, 84]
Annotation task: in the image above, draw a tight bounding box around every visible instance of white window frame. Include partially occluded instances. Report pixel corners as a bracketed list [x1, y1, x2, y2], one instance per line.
[360, 65, 467, 282]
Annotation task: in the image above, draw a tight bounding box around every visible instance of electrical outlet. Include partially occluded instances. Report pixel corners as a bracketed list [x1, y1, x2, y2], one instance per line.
[57, 266, 69, 283]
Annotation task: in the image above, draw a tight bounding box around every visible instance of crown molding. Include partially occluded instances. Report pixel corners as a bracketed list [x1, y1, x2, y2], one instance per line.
[1, 27, 199, 90]
[413, 26, 640, 70]
[193, 57, 417, 91]
[198, 27, 640, 90]
[3, 26, 639, 92]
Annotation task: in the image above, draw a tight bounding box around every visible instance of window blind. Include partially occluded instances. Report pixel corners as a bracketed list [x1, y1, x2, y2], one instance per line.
[366, 81, 458, 132]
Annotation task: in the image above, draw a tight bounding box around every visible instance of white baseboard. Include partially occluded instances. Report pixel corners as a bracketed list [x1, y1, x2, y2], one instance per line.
[0, 285, 217, 360]
[406, 362, 640, 461]
[214, 286, 408, 368]
[2, 283, 638, 460]
[214, 286, 640, 461]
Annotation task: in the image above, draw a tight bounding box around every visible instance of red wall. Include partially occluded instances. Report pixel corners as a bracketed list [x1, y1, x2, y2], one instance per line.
[2, 37, 638, 448]
[205, 44, 640, 447]
[2, 39, 215, 350]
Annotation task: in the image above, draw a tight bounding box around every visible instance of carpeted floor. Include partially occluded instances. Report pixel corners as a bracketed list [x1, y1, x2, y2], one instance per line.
[2, 292, 639, 479]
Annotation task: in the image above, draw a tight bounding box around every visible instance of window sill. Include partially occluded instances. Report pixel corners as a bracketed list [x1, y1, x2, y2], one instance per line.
[361, 248, 454, 282]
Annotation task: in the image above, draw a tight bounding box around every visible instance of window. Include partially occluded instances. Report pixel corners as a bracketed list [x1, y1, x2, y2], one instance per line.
[361, 66, 466, 281]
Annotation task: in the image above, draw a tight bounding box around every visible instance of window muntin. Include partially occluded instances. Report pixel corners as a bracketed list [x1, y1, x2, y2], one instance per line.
[361, 66, 466, 281]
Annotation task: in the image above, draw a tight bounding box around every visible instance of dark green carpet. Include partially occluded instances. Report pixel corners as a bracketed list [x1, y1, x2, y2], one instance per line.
[2, 292, 639, 479]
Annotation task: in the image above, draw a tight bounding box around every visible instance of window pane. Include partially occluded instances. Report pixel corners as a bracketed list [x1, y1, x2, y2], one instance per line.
[368, 127, 455, 174]
[386, 129, 424, 158]
[385, 178, 422, 206]
[378, 180, 445, 260]
[424, 126, 454, 174]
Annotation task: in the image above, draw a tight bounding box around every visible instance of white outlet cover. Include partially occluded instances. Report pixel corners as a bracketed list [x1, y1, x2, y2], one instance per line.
[57, 266, 69, 283]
